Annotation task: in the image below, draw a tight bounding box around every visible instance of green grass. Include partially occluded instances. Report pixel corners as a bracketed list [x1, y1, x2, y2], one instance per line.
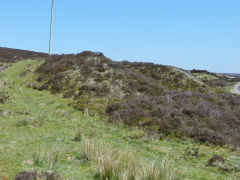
[192, 73, 236, 94]
[0, 60, 239, 179]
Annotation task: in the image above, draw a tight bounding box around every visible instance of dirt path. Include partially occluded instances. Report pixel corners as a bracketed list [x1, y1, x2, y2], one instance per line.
[231, 82, 240, 95]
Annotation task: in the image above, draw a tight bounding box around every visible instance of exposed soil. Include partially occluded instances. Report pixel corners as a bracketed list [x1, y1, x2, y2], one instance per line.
[231, 82, 240, 95]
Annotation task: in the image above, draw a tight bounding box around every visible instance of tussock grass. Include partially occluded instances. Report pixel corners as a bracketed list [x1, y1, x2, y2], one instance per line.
[32, 146, 58, 169]
[32, 151, 45, 166]
[82, 138, 177, 180]
[73, 128, 82, 142]
[48, 146, 58, 169]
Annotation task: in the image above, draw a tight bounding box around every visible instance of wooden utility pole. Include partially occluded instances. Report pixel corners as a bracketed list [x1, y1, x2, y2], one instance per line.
[49, 0, 54, 55]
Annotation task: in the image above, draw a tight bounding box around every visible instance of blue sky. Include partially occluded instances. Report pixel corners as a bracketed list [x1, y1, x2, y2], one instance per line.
[1, 0, 239, 73]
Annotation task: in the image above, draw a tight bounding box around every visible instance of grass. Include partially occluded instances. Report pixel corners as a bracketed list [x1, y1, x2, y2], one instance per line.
[0, 60, 240, 179]
[82, 138, 176, 180]
[73, 128, 82, 142]
[192, 72, 236, 94]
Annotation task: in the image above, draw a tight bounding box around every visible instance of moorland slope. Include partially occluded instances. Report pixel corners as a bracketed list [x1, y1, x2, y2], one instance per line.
[33, 52, 240, 146]
[0, 47, 240, 179]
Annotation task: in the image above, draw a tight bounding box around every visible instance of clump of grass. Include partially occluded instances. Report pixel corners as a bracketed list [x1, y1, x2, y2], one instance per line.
[82, 138, 177, 180]
[47, 146, 58, 169]
[16, 116, 44, 127]
[73, 129, 82, 142]
[125, 129, 145, 140]
[16, 118, 29, 127]
[32, 151, 45, 166]
[32, 146, 58, 169]
[159, 155, 177, 180]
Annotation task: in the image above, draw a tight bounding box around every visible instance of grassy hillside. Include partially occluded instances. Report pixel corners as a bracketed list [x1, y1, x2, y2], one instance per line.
[33, 52, 240, 146]
[191, 70, 240, 93]
[0, 49, 240, 179]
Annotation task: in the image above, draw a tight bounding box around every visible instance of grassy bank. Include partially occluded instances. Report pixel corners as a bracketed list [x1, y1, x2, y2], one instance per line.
[0, 60, 239, 179]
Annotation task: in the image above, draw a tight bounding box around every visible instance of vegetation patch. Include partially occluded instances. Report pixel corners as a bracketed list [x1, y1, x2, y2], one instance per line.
[34, 52, 240, 146]
[0, 47, 47, 63]
[82, 138, 177, 180]
[107, 92, 240, 146]
[191, 70, 240, 92]
[1, 60, 240, 179]
[0, 91, 8, 103]
[122, 62, 208, 92]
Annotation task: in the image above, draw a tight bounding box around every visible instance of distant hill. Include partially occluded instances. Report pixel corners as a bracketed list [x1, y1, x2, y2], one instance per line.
[221, 73, 240, 78]
[0, 47, 48, 63]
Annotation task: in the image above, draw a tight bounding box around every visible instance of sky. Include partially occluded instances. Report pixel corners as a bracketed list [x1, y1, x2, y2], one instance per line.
[0, 0, 239, 73]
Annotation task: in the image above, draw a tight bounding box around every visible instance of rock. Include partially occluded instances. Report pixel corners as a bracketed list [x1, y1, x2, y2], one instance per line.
[77, 152, 89, 162]
[0, 92, 8, 103]
[39, 103, 46, 107]
[22, 160, 34, 165]
[17, 110, 30, 115]
[3, 109, 13, 116]
[15, 170, 60, 180]
[208, 155, 225, 167]
[67, 157, 72, 161]
[207, 155, 231, 171]
[40, 171, 60, 180]
[186, 147, 199, 157]
[14, 171, 37, 180]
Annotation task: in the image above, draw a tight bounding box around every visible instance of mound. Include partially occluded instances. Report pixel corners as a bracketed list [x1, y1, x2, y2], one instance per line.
[0, 47, 48, 63]
[35, 51, 240, 146]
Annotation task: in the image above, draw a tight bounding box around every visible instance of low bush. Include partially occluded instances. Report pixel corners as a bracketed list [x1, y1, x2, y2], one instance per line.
[107, 92, 240, 146]
[70, 95, 111, 116]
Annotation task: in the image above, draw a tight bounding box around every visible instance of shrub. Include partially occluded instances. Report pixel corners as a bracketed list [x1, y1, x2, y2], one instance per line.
[106, 92, 240, 146]
[71, 96, 109, 116]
